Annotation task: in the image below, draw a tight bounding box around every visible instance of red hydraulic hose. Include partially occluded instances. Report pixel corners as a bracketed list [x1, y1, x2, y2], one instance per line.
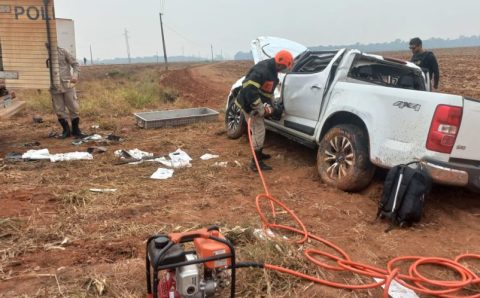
[246, 118, 480, 298]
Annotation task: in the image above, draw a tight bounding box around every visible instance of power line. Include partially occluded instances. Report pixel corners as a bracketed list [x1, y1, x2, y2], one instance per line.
[162, 23, 204, 48]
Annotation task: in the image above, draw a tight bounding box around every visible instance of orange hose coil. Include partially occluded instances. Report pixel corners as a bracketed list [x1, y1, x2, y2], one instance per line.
[247, 118, 480, 298]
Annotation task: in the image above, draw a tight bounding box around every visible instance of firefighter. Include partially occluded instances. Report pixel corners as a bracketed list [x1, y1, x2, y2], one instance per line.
[235, 50, 294, 171]
[51, 47, 86, 139]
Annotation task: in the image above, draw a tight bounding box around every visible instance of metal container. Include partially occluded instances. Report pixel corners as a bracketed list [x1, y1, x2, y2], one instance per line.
[134, 107, 219, 129]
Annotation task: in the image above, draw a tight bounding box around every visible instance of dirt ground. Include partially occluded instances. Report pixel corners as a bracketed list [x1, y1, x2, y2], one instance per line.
[0, 48, 479, 298]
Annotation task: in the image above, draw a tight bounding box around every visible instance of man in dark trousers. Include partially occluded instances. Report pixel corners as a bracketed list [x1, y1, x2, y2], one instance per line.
[409, 37, 440, 89]
[235, 50, 293, 171]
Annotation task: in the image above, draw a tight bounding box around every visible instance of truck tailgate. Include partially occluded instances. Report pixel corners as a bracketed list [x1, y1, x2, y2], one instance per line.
[451, 98, 480, 161]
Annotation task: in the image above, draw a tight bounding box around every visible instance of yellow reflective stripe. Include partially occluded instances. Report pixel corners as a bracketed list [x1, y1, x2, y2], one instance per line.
[242, 80, 261, 89]
[234, 99, 242, 109]
[252, 98, 262, 106]
[259, 90, 273, 99]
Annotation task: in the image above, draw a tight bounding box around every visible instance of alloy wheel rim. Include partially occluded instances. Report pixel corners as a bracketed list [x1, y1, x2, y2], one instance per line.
[324, 136, 354, 180]
[227, 104, 241, 131]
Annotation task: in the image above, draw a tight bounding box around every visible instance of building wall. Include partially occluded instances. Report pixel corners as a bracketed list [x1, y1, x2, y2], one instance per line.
[56, 18, 76, 59]
[0, 0, 60, 89]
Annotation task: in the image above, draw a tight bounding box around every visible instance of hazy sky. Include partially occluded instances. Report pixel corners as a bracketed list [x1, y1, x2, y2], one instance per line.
[55, 0, 480, 60]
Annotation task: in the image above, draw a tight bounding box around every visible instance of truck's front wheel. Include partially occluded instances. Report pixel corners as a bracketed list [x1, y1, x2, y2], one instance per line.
[225, 100, 246, 139]
[317, 124, 375, 192]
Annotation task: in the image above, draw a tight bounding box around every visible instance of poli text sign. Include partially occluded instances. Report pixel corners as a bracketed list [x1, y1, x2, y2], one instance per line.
[14, 6, 54, 21]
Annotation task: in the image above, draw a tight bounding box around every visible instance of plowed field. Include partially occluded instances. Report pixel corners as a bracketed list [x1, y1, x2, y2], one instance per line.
[0, 48, 479, 297]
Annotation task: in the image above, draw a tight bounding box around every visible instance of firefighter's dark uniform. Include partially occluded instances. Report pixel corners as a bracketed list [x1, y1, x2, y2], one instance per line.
[235, 58, 279, 150]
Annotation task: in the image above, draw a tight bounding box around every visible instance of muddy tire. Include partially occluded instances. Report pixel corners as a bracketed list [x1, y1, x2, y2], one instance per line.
[225, 100, 246, 139]
[317, 124, 375, 192]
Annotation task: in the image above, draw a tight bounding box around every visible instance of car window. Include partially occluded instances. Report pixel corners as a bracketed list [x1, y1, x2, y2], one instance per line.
[292, 52, 337, 73]
[348, 55, 426, 91]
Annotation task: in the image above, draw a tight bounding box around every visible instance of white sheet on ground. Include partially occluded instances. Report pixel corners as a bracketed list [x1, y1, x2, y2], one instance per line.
[122, 149, 153, 160]
[21, 149, 93, 162]
[169, 149, 192, 162]
[152, 149, 192, 168]
[200, 153, 219, 160]
[22, 149, 51, 160]
[153, 157, 174, 168]
[122, 148, 192, 168]
[150, 168, 174, 180]
[83, 134, 103, 141]
[50, 152, 93, 162]
[373, 278, 419, 298]
[153, 156, 191, 169]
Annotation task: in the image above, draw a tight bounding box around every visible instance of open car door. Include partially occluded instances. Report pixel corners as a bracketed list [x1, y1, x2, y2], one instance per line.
[280, 50, 346, 135]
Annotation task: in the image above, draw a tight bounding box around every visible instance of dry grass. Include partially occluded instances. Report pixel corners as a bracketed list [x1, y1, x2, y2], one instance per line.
[3, 59, 479, 297]
[18, 64, 182, 120]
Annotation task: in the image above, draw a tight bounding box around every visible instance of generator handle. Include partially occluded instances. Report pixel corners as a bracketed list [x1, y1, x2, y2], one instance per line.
[169, 228, 211, 243]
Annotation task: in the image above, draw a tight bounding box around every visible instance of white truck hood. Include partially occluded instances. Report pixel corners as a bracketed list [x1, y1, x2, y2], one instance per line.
[250, 36, 308, 64]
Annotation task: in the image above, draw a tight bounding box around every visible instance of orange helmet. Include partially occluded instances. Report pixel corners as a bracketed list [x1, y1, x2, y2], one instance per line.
[274, 50, 294, 70]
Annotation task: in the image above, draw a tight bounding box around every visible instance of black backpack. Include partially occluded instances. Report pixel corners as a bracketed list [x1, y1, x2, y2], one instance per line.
[377, 162, 432, 231]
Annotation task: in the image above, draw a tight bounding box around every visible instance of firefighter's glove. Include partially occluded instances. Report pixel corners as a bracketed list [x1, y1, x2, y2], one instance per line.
[263, 103, 273, 118]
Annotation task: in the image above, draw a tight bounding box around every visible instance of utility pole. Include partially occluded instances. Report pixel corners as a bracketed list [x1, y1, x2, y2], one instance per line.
[211, 44, 214, 63]
[90, 44, 94, 65]
[159, 13, 168, 70]
[156, 51, 159, 64]
[124, 29, 132, 64]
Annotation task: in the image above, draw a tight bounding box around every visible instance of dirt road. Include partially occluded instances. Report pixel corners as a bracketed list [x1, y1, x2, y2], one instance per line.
[0, 53, 479, 297]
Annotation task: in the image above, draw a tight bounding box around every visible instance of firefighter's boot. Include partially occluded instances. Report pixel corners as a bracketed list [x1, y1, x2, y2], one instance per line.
[71, 117, 87, 139]
[259, 148, 271, 160]
[250, 150, 272, 172]
[58, 118, 71, 139]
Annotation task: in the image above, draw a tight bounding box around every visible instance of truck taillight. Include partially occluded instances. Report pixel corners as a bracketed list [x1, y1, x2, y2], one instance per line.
[426, 105, 462, 154]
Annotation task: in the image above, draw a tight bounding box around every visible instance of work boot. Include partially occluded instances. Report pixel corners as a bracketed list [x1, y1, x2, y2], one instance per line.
[259, 148, 271, 160]
[71, 117, 87, 139]
[250, 150, 272, 172]
[57, 118, 71, 139]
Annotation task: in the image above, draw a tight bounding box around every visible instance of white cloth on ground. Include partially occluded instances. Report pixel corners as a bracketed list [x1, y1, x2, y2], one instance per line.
[200, 153, 219, 160]
[21, 149, 93, 162]
[150, 168, 174, 180]
[22, 149, 51, 160]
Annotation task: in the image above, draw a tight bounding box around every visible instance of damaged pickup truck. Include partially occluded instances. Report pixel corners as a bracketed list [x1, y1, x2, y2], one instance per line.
[225, 37, 480, 192]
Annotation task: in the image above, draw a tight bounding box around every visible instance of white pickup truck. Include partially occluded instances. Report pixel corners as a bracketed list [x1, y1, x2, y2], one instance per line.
[225, 37, 480, 192]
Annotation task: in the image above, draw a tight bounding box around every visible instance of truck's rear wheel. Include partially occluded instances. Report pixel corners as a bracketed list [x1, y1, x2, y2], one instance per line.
[317, 124, 375, 192]
[225, 100, 246, 139]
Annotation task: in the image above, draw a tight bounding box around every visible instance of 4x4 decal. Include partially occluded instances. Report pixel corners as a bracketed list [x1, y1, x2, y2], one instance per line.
[393, 101, 421, 111]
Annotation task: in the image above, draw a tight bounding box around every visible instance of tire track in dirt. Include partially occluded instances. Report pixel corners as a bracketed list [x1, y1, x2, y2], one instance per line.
[159, 61, 251, 109]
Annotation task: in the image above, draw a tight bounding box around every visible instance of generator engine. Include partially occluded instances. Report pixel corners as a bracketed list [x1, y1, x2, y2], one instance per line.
[146, 227, 235, 298]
